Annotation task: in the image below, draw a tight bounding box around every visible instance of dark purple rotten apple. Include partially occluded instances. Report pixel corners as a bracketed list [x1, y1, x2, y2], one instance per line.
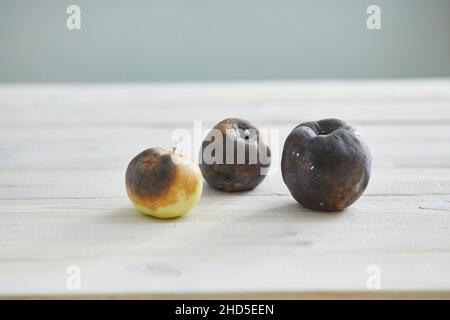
[281, 119, 371, 211]
[199, 118, 271, 192]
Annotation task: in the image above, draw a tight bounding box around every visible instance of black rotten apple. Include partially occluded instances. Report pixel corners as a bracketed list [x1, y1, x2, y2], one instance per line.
[199, 118, 271, 192]
[281, 118, 371, 211]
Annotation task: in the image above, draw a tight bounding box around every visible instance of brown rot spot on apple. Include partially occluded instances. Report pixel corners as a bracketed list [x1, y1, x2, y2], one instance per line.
[199, 118, 271, 192]
[126, 148, 176, 200]
[281, 118, 371, 211]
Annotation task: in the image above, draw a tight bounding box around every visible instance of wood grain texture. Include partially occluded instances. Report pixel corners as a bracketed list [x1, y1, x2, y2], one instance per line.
[1, 80, 450, 299]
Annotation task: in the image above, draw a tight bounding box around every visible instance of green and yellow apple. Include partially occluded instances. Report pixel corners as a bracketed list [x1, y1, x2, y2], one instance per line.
[125, 147, 203, 219]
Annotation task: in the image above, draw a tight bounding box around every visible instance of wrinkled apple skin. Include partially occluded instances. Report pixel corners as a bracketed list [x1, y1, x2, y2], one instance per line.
[126, 147, 203, 218]
[199, 118, 271, 192]
[281, 119, 371, 211]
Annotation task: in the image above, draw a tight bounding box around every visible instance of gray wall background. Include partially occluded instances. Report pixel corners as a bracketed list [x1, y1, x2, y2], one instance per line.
[1, 0, 449, 82]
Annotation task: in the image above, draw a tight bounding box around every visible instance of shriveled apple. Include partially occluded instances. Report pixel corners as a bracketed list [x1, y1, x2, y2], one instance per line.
[281, 119, 371, 211]
[199, 118, 271, 192]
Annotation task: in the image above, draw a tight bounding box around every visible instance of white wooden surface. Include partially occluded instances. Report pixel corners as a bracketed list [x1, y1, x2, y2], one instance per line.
[1, 80, 450, 299]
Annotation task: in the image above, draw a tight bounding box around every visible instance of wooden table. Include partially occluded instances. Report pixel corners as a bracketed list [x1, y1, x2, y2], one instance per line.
[1, 80, 450, 299]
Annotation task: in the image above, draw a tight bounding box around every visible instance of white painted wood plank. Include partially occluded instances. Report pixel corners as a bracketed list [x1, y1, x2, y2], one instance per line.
[0, 81, 450, 127]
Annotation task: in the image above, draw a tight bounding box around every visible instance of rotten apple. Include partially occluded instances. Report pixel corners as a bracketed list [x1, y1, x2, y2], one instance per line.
[199, 118, 271, 192]
[281, 118, 371, 211]
[126, 147, 203, 218]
